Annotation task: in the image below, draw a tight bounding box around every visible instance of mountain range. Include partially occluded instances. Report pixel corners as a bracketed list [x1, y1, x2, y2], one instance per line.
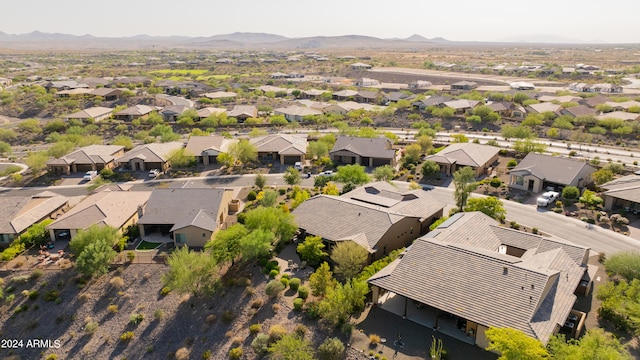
[0, 31, 612, 51]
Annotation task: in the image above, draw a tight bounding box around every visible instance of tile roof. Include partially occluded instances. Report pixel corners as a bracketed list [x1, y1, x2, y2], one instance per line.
[185, 135, 236, 155]
[116, 142, 184, 164]
[0, 193, 69, 234]
[601, 175, 640, 203]
[250, 134, 307, 155]
[137, 188, 227, 229]
[561, 105, 596, 117]
[443, 99, 479, 110]
[527, 102, 562, 114]
[65, 106, 113, 119]
[369, 212, 588, 344]
[596, 111, 640, 121]
[510, 153, 594, 186]
[424, 143, 499, 168]
[330, 136, 395, 159]
[47, 191, 150, 231]
[115, 105, 158, 116]
[196, 107, 227, 118]
[292, 182, 445, 252]
[46, 145, 124, 167]
[274, 105, 322, 118]
[227, 105, 257, 118]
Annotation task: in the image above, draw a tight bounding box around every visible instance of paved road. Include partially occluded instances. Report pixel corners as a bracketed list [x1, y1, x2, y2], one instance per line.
[155, 94, 194, 108]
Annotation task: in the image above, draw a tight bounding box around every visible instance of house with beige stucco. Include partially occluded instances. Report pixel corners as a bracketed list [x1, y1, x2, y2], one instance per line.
[46, 145, 125, 175]
[508, 153, 595, 193]
[137, 188, 236, 248]
[292, 181, 445, 261]
[423, 143, 500, 177]
[115, 142, 184, 172]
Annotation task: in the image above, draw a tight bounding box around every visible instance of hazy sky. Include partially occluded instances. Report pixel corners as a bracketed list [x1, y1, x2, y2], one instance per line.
[3, 0, 640, 43]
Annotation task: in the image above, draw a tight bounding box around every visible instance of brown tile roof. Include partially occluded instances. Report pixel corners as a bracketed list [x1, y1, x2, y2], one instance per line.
[425, 143, 499, 168]
[510, 153, 594, 186]
[330, 136, 395, 160]
[185, 136, 236, 156]
[116, 142, 184, 164]
[46, 145, 124, 167]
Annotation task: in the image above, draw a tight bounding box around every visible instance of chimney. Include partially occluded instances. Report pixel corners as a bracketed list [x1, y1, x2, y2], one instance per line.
[137, 205, 144, 218]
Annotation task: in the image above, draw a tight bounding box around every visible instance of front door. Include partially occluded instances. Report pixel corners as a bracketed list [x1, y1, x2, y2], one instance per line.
[528, 179, 534, 191]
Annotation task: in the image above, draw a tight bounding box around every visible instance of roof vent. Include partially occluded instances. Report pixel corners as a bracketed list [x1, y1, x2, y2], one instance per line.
[503, 267, 508, 275]
[498, 245, 507, 254]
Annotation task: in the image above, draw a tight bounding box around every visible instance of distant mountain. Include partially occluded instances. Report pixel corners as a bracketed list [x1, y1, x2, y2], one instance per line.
[202, 32, 289, 44]
[499, 34, 592, 44]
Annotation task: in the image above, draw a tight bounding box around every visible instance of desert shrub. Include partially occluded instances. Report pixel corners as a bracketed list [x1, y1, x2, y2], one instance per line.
[532, 227, 538, 234]
[160, 286, 171, 296]
[269, 269, 279, 278]
[251, 333, 269, 354]
[288, 278, 301, 291]
[107, 304, 118, 313]
[264, 260, 280, 273]
[251, 298, 264, 309]
[237, 212, 247, 224]
[129, 313, 144, 325]
[305, 300, 321, 319]
[369, 334, 381, 344]
[175, 347, 190, 360]
[85, 321, 98, 334]
[297, 285, 310, 299]
[278, 188, 286, 196]
[249, 323, 261, 334]
[247, 190, 257, 201]
[280, 277, 289, 288]
[318, 337, 346, 360]
[268, 324, 287, 342]
[265, 280, 285, 298]
[110, 276, 125, 289]
[605, 252, 640, 281]
[30, 270, 43, 281]
[272, 303, 280, 313]
[45, 354, 58, 360]
[231, 337, 243, 346]
[294, 324, 308, 338]
[28, 290, 39, 300]
[120, 331, 134, 342]
[281, 273, 289, 280]
[154, 309, 165, 320]
[506, 159, 518, 167]
[222, 309, 236, 324]
[126, 251, 136, 262]
[11, 275, 30, 284]
[40, 289, 58, 302]
[293, 298, 304, 311]
[229, 347, 243, 360]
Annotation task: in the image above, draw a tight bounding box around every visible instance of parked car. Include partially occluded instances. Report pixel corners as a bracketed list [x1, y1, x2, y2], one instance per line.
[148, 169, 161, 178]
[536, 191, 560, 207]
[83, 170, 98, 181]
[294, 161, 303, 171]
[318, 170, 333, 177]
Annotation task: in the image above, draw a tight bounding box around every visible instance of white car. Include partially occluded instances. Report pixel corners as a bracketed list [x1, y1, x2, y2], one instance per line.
[318, 170, 333, 177]
[83, 170, 98, 181]
[148, 169, 161, 178]
[536, 191, 560, 207]
[294, 162, 303, 171]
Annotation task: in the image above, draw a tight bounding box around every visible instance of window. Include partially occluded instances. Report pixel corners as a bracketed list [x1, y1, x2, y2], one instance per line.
[515, 176, 524, 186]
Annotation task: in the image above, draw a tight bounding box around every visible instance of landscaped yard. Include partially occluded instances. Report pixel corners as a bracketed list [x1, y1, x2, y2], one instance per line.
[136, 240, 162, 250]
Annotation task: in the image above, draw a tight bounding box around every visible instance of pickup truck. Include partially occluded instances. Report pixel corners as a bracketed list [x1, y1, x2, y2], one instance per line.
[536, 191, 560, 207]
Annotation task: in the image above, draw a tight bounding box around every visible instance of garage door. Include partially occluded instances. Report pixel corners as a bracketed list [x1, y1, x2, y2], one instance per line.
[372, 158, 391, 167]
[283, 156, 299, 164]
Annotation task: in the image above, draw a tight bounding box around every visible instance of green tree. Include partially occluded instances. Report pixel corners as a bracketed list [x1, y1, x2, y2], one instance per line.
[297, 235, 327, 266]
[69, 225, 119, 256]
[317, 337, 345, 360]
[309, 261, 335, 297]
[485, 327, 549, 360]
[591, 168, 614, 186]
[453, 166, 477, 210]
[163, 246, 220, 297]
[239, 228, 274, 261]
[216, 152, 235, 167]
[579, 189, 603, 208]
[260, 189, 278, 207]
[167, 148, 195, 168]
[422, 160, 440, 176]
[372, 165, 394, 182]
[451, 134, 469, 143]
[548, 328, 632, 360]
[291, 187, 310, 209]
[547, 127, 560, 138]
[17, 119, 42, 134]
[513, 139, 547, 154]
[176, 108, 198, 126]
[268, 334, 315, 360]
[228, 139, 257, 167]
[553, 116, 574, 130]
[75, 237, 117, 277]
[501, 125, 534, 140]
[0, 140, 11, 155]
[322, 182, 340, 196]
[335, 164, 369, 185]
[465, 197, 506, 220]
[403, 143, 423, 166]
[416, 135, 433, 153]
[604, 252, 640, 281]
[283, 166, 301, 188]
[111, 135, 134, 150]
[244, 207, 297, 244]
[48, 141, 75, 158]
[562, 186, 580, 200]
[254, 173, 267, 190]
[331, 241, 369, 281]
[19, 219, 53, 247]
[319, 279, 368, 326]
[472, 105, 500, 122]
[307, 141, 329, 159]
[205, 223, 248, 264]
[513, 92, 530, 104]
[25, 151, 49, 173]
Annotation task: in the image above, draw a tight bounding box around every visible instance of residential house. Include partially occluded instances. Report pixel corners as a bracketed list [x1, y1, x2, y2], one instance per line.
[137, 188, 235, 248]
[408, 80, 432, 89]
[55, 88, 93, 97]
[580, 95, 610, 108]
[600, 175, 640, 212]
[227, 105, 258, 122]
[351, 62, 372, 70]
[442, 99, 480, 115]
[329, 136, 396, 167]
[250, 134, 308, 165]
[273, 105, 322, 122]
[487, 101, 525, 118]
[64, 107, 113, 122]
[202, 91, 238, 100]
[538, 95, 581, 103]
[597, 111, 640, 121]
[46, 145, 125, 175]
[196, 107, 227, 120]
[386, 92, 414, 103]
[510, 81, 535, 90]
[355, 78, 380, 87]
[412, 96, 451, 111]
[90, 88, 123, 101]
[368, 211, 591, 347]
[509, 153, 595, 193]
[450, 81, 477, 90]
[560, 105, 596, 118]
[114, 105, 159, 121]
[0, 192, 69, 247]
[301, 89, 328, 100]
[604, 101, 640, 112]
[355, 90, 384, 104]
[423, 143, 500, 177]
[45, 80, 87, 91]
[111, 76, 152, 87]
[115, 142, 184, 172]
[185, 135, 237, 165]
[588, 83, 623, 93]
[78, 77, 110, 88]
[332, 89, 358, 101]
[526, 102, 562, 116]
[160, 105, 189, 122]
[46, 190, 151, 242]
[292, 181, 445, 259]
